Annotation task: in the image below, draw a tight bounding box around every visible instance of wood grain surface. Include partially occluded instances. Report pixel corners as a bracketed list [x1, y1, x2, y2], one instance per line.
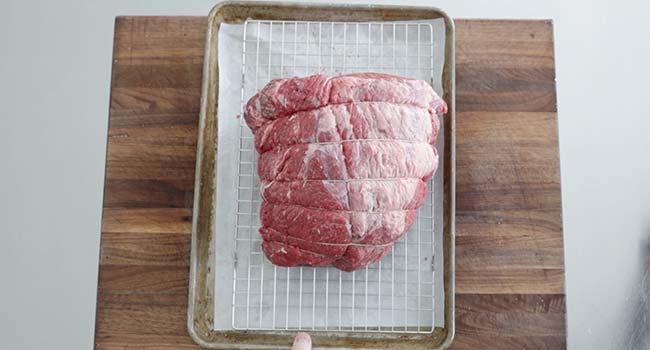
[95, 17, 565, 349]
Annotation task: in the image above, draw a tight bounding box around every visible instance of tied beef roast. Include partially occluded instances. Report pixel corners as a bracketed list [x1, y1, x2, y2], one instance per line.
[243, 73, 447, 272]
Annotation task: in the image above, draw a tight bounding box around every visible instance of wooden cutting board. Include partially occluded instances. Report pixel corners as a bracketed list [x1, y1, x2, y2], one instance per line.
[95, 17, 565, 349]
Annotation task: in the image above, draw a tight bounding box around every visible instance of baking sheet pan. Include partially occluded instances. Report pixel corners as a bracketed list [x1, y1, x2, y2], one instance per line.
[188, 2, 455, 349]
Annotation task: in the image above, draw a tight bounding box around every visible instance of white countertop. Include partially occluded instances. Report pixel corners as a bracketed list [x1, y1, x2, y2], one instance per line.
[1, 0, 649, 349]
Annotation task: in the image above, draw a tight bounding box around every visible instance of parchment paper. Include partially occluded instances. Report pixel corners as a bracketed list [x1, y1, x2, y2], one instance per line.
[213, 19, 446, 331]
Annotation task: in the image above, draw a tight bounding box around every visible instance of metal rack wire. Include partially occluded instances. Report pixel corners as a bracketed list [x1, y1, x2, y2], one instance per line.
[232, 20, 438, 333]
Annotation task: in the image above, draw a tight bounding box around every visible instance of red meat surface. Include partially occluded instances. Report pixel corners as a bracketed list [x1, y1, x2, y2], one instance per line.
[244, 73, 445, 271]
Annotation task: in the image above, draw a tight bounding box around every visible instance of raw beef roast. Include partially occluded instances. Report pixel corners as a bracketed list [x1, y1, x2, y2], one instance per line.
[243, 73, 447, 272]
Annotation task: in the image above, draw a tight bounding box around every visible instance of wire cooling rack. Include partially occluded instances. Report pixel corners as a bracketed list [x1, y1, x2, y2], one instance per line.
[231, 20, 440, 333]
